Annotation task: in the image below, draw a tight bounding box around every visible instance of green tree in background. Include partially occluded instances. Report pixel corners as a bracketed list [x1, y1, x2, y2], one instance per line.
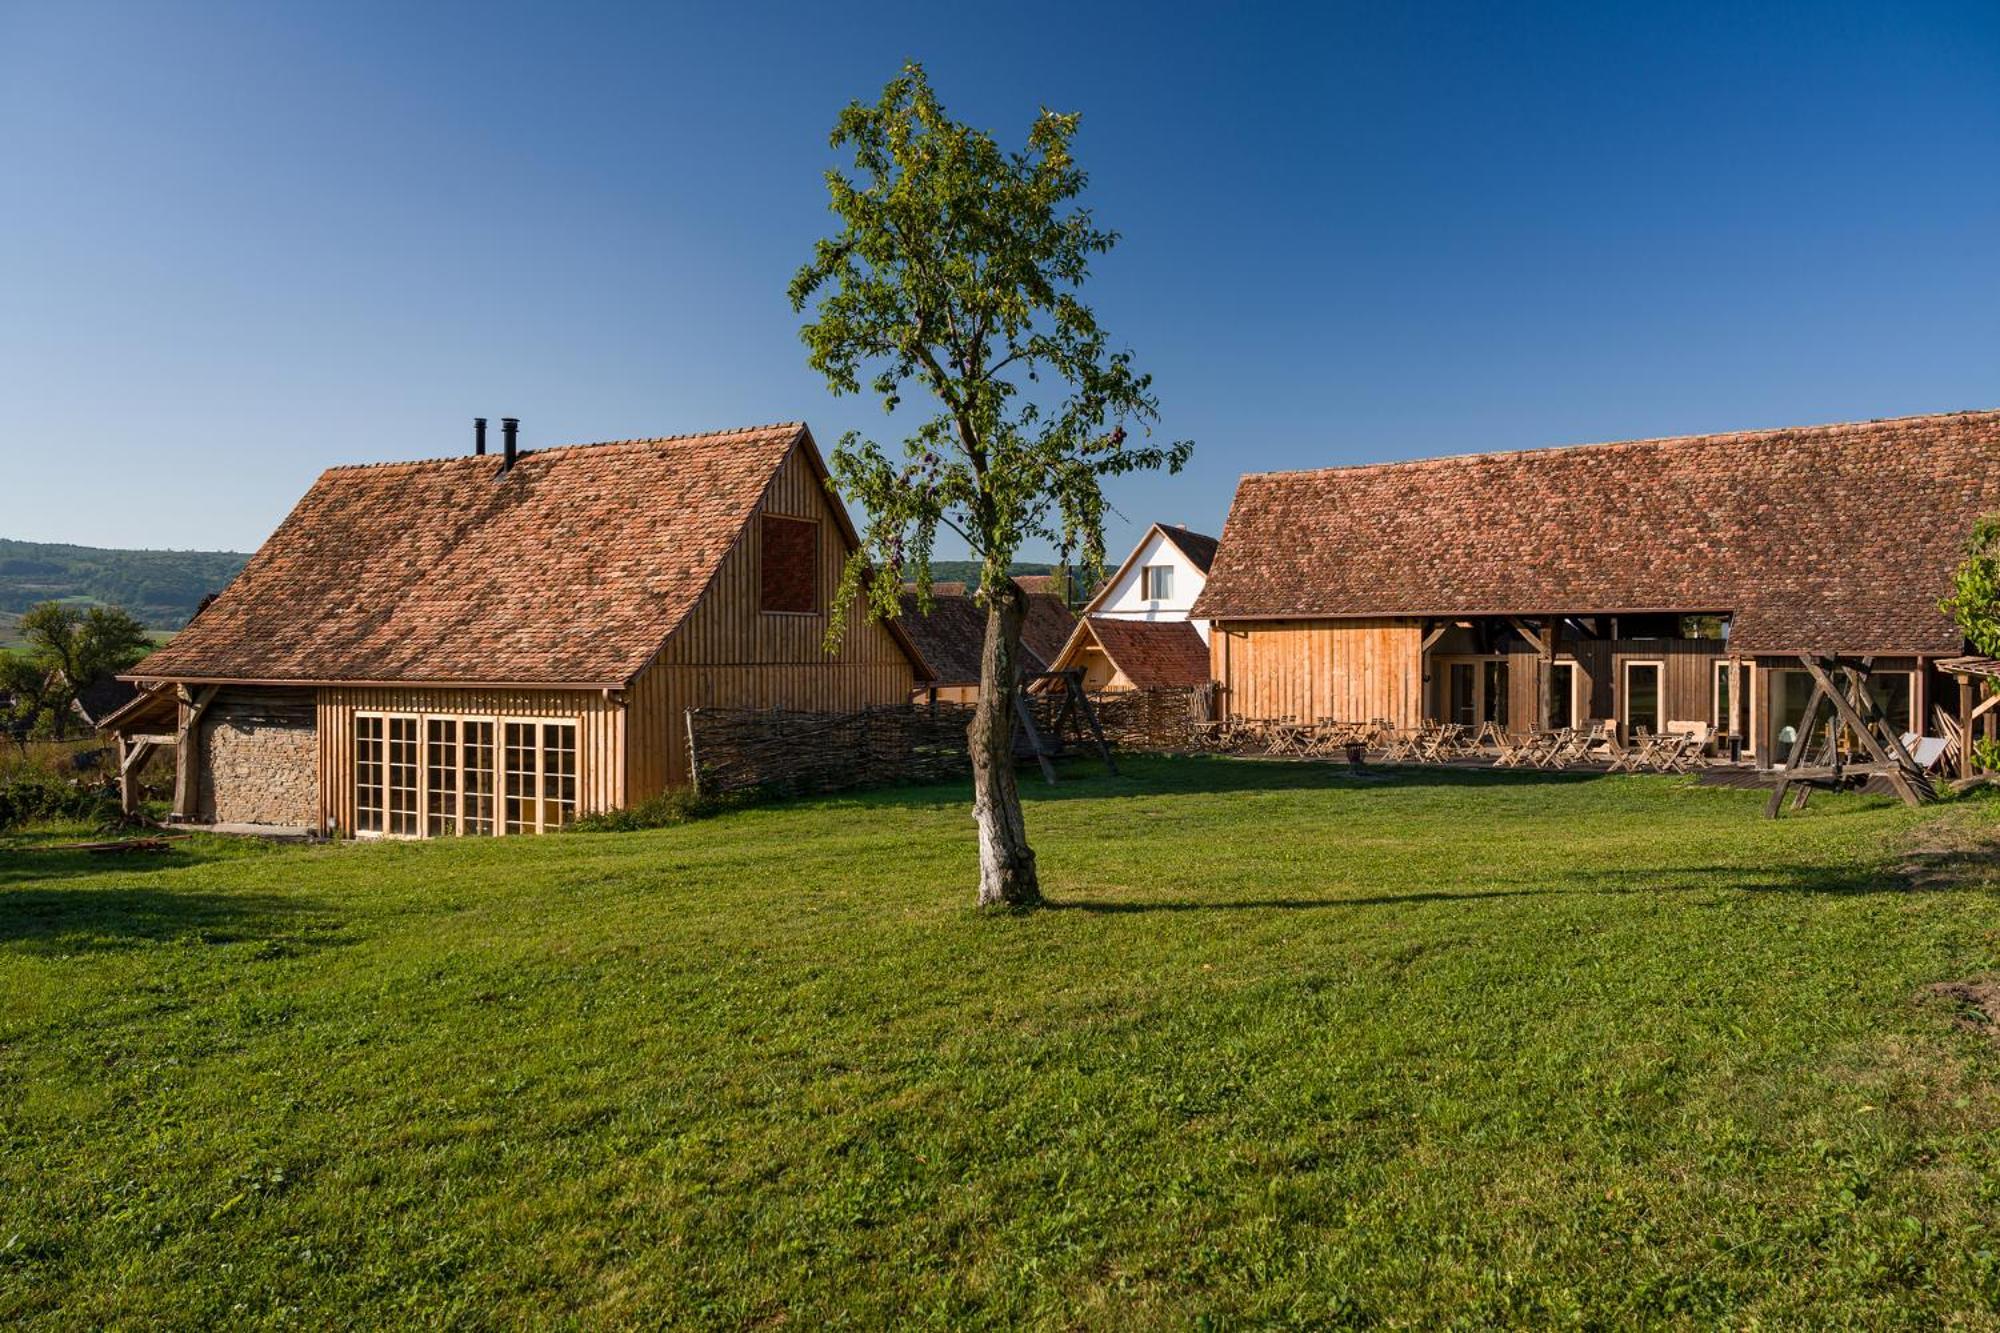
[2, 602, 153, 741]
[791, 64, 1190, 908]
[1942, 515, 2000, 657]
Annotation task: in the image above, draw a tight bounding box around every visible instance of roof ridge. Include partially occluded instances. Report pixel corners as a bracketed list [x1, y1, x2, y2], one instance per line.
[1240, 408, 2000, 482]
[320, 422, 806, 474]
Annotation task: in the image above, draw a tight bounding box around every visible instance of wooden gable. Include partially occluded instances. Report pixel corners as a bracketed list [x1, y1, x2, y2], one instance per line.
[622, 435, 923, 795]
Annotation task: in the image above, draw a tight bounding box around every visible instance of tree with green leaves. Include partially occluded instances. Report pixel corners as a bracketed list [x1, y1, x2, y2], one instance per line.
[5, 602, 153, 740]
[1942, 515, 2000, 658]
[791, 64, 1190, 908]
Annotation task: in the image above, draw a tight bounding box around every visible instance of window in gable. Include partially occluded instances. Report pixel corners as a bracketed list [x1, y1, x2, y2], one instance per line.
[1142, 565, 1173, 601]
[760, 514, 820, 614]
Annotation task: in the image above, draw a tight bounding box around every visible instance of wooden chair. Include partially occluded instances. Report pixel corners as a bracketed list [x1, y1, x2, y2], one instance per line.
[1578, 719, 1620, 765]
[1380, 726, 1421, 763]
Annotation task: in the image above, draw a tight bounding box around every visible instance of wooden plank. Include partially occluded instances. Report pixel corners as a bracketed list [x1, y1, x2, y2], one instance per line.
[173, 685, 218, 820]
[1507, 617, 1548, 657]
[1962, 675, 1977, 781]
[1766, 675, 1827, 818]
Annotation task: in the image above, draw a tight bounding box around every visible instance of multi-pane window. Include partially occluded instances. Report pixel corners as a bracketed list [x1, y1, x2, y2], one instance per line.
[355, 712, 570, 838]
[541, 723, 576, 831]
[504, 723, 536, 835]
[386, 717, 419, 836]
[355, 716, 385, 833]
[425, 719, 460, 837]
[463, 721, 495, 835]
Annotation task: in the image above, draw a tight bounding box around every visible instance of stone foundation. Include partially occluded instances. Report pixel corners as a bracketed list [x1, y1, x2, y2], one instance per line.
[198, 688, 318, 827]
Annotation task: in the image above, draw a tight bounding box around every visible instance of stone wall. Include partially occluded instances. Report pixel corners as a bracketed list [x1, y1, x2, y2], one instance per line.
[198, 688, 318, 827]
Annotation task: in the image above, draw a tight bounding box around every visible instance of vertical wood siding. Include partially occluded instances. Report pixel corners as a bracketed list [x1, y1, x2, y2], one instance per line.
[318, 685, 623, 836]
[624, 444, 917, 796]
[1211, 618, 1422, 724]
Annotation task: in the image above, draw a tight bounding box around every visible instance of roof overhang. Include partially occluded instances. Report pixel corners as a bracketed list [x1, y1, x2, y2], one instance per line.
[119, 673, 628, 692]
[1202, 606, 1738, 623]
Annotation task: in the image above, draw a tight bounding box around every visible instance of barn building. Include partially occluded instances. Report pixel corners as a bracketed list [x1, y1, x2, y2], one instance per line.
[111, 422, 927, 836]
[1190, 411, 2000, 767]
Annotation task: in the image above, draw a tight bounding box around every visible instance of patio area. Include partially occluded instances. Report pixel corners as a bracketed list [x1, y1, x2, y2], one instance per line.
[1191, 716, 1748, 777]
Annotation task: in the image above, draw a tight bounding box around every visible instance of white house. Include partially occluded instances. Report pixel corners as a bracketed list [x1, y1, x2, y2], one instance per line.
[1081, 523, 1218, 642]
[1040, 524, 1219, 693]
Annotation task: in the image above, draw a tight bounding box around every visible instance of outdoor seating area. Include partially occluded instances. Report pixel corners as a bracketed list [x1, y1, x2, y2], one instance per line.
[1193, 715, 1739, 774]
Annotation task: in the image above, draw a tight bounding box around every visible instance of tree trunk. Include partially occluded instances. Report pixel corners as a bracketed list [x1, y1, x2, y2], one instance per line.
[970, 579, 1041, 908]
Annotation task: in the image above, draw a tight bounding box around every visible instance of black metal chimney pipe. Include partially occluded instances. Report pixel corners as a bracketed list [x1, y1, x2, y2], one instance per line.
[500, 417, 519, 472]
[474, 417, 487, 456]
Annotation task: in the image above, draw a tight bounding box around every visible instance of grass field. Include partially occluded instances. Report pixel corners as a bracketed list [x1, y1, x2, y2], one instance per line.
[5, 757, 2000, 1327]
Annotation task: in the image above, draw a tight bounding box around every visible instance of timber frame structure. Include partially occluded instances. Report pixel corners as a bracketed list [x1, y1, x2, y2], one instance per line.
[1190, 411, 2000, 790]
[105, 423, 931, 836]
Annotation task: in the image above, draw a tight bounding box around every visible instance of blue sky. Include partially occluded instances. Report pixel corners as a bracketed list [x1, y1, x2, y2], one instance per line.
[2, 1, 1996, 558]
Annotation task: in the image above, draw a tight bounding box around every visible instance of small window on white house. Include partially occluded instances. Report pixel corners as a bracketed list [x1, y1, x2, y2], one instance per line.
[1142, 565, 1173, 600]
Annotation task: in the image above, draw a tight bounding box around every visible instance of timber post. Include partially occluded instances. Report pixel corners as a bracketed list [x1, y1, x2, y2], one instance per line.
[1543, 614, 1560, 731]
[1964, 674, 1977, 780]
[172, 685, 218, 822]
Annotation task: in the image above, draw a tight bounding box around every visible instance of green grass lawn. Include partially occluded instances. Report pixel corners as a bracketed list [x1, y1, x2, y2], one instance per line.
[5, 758, 2000, 1327]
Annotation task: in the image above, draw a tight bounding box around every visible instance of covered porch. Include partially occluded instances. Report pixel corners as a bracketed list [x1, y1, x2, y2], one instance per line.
[1417, 612, 1741, 752]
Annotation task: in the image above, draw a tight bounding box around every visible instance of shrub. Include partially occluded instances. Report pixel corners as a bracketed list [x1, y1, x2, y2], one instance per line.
[0, 767, 118, 831]
[565, 787, 754, 833]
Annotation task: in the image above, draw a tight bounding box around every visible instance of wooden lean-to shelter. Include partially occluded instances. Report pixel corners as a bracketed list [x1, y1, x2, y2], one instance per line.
[111, 422, 928, 836]
[1190, 411, 2000, 782]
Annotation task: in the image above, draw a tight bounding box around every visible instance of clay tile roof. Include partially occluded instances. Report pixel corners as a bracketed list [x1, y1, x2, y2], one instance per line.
[132, 423, 833, 686]
[1157, 526, 1219, 573]
[1079, 616, 1212, 689]
[896, 585, 1076, 686]
[1190, 411, 2000, 656]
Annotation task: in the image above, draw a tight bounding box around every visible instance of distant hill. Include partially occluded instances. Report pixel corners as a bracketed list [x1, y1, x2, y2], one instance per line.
[0, 538, 248, 630]
[924, 560, 1054, 586]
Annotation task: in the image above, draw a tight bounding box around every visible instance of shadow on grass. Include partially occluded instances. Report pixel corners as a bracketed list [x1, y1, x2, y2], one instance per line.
[1046, 887, 1543, 912]
[838, 754, 1615, 811]
[0, 883, 342, 955]
[1043, 858, 1949, 913]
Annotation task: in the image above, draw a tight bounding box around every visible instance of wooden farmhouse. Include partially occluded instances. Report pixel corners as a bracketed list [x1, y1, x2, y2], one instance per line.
[896, 582, 1076, 704]
[1189, 411, 2000, 765]
[109, 423, 928, 836]
[1044, 523, 1219, 692]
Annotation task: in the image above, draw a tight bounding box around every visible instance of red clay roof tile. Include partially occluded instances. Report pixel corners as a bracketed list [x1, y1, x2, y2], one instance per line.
[134, 424, 816, 685]
[1190, 411, 2000, 656]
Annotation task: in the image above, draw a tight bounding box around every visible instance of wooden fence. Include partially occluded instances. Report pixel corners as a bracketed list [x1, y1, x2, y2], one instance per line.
[685, 685, 1213, 799]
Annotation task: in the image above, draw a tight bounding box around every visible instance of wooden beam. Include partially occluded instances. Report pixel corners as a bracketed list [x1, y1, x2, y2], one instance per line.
[1419, 620, 1450, 654]
[172, 685, 218, 821]
[1544, 615, 1560, 733]
[1766, 673, 1828, 818]
[1973, 690, 2000, 722]
[1013, 692, 1058, 785]
[1965, 675, 1978, 781]
[1506, 617, 1548, 657]
[1799, 656, 1927, 809]
[118, 739, 156, 816]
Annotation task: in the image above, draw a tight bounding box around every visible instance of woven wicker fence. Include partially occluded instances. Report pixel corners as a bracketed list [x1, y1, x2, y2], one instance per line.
[685, 685, 1213, 799]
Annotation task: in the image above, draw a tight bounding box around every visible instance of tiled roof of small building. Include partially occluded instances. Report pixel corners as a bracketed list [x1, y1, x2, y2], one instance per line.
[1190, 411, 2000, 656]
[897, 582, 1077, 685]
[1078, 617, 1212, 689]
[132, 423, 854, 686]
